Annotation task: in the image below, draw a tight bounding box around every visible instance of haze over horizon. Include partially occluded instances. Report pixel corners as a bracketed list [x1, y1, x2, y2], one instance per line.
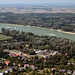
[0, 0, 75, 5]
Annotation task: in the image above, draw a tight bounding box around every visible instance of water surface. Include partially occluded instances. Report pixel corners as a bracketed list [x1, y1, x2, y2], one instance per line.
[0, 24, 75, 41]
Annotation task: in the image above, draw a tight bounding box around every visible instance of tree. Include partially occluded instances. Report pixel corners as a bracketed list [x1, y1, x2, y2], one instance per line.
[10, 71, 16, 75]
[2, 28, 5, 35]
[29, 50, 35, 55]
[60, 59, 67, 65]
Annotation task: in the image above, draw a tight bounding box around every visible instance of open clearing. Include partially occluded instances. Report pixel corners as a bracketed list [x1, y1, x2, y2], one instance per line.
[0, 34, 12, 40]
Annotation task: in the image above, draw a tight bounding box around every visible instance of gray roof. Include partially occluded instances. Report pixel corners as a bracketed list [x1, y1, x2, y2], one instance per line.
[59, 69, 66, 72]
[67, 70, 72, 74]
[73, 71, 75, 74]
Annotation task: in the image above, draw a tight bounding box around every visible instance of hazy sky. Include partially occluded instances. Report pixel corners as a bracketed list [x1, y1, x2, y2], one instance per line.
[0, 0, 75, 4]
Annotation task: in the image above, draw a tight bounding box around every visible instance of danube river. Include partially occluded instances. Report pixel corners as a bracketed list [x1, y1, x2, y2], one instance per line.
[0, 24, 75, 41]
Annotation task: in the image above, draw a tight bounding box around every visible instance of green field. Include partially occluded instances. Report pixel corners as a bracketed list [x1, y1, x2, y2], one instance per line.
[68, 56, 75, 63]
[0, 67, 10, 72]
[0, 34, 12, 40]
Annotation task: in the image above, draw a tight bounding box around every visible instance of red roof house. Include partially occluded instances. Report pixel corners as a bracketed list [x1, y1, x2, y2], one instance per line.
[24, 64, 29, 68]
[51, 68, 56, 71]
[5, 61, 10, 65]
[31, 65, 35, 69]
[18, 63, 21, 67]
[11, 54, 19, 57]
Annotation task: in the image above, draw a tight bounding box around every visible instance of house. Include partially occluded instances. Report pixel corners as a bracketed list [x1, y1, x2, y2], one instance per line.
[28, 57, 30, 59]
[5, 70, 8, 73]
[31, 65, 36, 70]
[35, 50, 45, 55]
[51, 68, 56, 71]
[50, 50, 54, 53]
[24, 64, 29, 68]
[44, 49, 48, 52]
[38, 70, 43, 72]
[0, 66, 2, 69]
[65, 53, 68, 55]
[5, 61, 10, 65]
[67, 62, 73, 65]
[51, 51, 59, 56]
[42, 54, 50, 58]
[0, 73, 3, 75]
[50, 73, 53, 75]
[13, 63, 15, 66]
[19, 67, 24, 71]
[3, 49, 9, 52]
[59, 69, 66, 73]
[9, 50, 22, 56]
[67, 70, 72, 74]
[73, 71, 75, 75]
[11, 54, 18, 57]
[26, 45, 29, 47]
[0, 72, 5, 75]
[44, 59, 46, 63]
[10, 53, 21, 57]
[9, 68, 13, 72]
[4, 41, 8, 43]
[18, 64, 21, 67]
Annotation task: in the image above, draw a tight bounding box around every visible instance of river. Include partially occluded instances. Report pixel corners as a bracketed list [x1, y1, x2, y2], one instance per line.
[0, 24, 75, 41]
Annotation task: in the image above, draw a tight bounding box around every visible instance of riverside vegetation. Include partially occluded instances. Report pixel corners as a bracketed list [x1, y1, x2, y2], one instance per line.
[0, 12, 75, 32]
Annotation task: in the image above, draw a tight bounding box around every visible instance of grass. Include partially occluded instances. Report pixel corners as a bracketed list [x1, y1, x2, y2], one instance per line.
[0, 67, 9, 72]
[29, 55, 42, 58]
[68, 56, 75, 63]
[43, 68, 51, 72]
[0, 34, 12, 40]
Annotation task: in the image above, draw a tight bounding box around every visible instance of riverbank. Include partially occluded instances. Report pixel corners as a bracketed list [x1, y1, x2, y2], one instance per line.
[0, 23, 24, 27]
[56, 30, 75, 35]
[0, 23, 75, 35]
[25, 25, 75, 35]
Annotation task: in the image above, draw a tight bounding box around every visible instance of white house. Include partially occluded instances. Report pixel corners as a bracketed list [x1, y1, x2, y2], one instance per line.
[73, 71, 75, 75]
[67, 70, 72, 74]
[0, 73, 3, 75]
[35, 50, 45, 55]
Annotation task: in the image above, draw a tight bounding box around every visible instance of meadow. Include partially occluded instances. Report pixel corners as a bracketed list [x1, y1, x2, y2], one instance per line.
[0, 34, 12, 40]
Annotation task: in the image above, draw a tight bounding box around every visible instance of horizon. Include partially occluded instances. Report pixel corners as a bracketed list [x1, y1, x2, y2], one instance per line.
[0, 3, 75, 6]
[0, 0, 75, 5]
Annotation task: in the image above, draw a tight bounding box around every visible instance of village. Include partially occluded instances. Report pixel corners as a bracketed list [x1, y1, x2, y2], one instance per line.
[0, 48, 75, 75]
[0, 29, 75, 75]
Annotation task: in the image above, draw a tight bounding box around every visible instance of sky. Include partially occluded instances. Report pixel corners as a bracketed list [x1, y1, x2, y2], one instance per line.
[0, 0, 75, 5]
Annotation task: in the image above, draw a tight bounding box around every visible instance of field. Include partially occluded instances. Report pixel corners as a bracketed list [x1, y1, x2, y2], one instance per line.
[0, 34, 12, 40]
[0, 5, 75, 13]
[0, 67, 9, 72]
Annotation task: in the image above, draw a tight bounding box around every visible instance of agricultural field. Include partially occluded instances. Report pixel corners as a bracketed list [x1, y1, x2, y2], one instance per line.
[0, 34, 12, 40]
[0, 5, 75, 13]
